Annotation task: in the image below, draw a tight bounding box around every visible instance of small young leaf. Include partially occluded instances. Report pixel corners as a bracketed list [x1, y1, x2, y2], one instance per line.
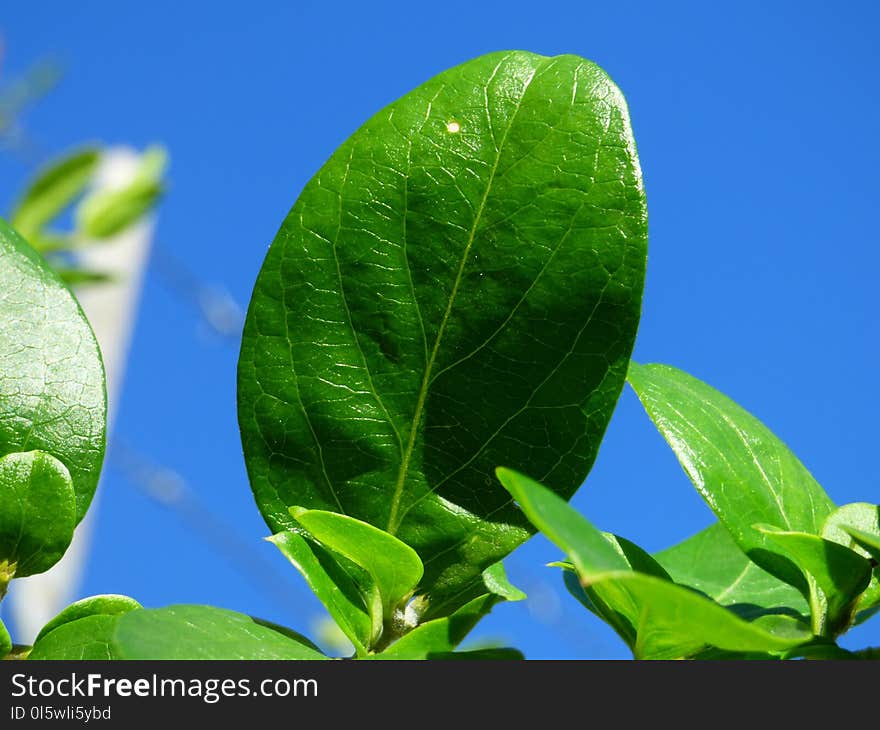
[372, 594, 499, 659]
[755, 524, 872, 635]
[291, 508, 424, 621]
[627, 363, 835, 591]
[238, 50, 648, 619]
[0, 217, 107, 522]
[0, 451, 76, 578]
[29, 605, 327, 660]
[655, 522, 809, 618]
[35, 594, 142, 642]
[10, 148, 100, 240]
[822, 503, 880, 557]
[481, 561, 526, 602]
[268, 530, 372, 654]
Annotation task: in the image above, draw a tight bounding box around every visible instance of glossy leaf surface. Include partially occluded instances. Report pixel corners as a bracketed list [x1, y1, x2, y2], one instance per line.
[0, 217, 106, 521]
[628, 363, 834, 589]
[238, 50, 647, 617]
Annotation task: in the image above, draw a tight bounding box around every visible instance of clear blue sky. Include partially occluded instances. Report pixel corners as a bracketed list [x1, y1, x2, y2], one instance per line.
[1, 1, 878, 658]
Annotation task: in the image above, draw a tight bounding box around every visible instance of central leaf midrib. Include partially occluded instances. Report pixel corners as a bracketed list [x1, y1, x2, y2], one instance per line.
[385, 57, 543, 535]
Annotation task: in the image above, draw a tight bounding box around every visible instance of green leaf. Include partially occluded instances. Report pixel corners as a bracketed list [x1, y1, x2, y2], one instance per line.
[496, 467, 629, 578]
[29, 605, 327, 660]
[822, 503, 880, 556]
[845, 528, 880, 563]
[822, 505, 880, 623]
[373, 594, 499, 659]
[754, 524, 872, 635]
[627, 363, 835, 591]
[500, 468, 812, 658]
[238, 50, 648, 619]
[35, 594, 142, 642]
[10, 148, 100, 240]
[481, 561, 526, 602]
[0, 451, 75, 579]
[0, 617, 11, 658]
[0, 218, 107, 523]
[54, 267, 114, 287]
[588, 571, 812, 660]
[28, 614, 122, 660]
[268, 530, 372, 654]
[655, 522, 809, 619]
[429, 647, 525, 660]
[76, 145, 167, 239]
[291, 508, 423, 623]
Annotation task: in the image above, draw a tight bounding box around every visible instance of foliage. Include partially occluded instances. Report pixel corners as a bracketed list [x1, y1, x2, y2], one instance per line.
[1, 49, 874, 660]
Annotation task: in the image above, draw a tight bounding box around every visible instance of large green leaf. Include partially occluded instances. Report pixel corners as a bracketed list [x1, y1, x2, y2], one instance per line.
[10, 148, 100, 241]
[655, 522, 809, 619]
[755, 524, 871, 634]
[500, 467, 813, 658]
[29, 605, 327, 660]
[269, 530, 372, 654]
[0, 217, 106, 522]
[627, 363, 835, 590]
[238, 50, 647, 618]
[0, 451, 76, 580]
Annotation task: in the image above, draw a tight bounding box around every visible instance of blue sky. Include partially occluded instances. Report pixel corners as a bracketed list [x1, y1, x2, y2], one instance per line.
[1, 1, 878, 658]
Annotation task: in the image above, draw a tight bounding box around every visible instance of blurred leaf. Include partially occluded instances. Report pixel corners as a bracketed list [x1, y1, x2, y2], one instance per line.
[10, 148, 99, 240]
[35, 594, 142, 642]
[76, 145, 167, 239]
[53, 267, 114, 287]
[0, 451, 75, 579]
[0, 618, 11, 658]
[627, 363, 835, 593]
